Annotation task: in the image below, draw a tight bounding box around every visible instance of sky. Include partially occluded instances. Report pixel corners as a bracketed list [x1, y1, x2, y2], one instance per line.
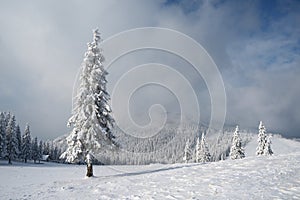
[0, 0, 299, 139]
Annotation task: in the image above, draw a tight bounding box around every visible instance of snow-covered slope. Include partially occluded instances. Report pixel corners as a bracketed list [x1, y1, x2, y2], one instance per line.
[245, 134, 300, 156]
[1, 136, 299, 199]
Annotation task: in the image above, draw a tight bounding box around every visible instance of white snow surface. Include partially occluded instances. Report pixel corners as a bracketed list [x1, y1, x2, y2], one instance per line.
[1, 135, 300, 199]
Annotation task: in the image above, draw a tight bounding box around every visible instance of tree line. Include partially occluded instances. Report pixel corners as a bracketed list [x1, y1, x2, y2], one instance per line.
[182, 121, 274, 164]
[0, 111, 63, 164]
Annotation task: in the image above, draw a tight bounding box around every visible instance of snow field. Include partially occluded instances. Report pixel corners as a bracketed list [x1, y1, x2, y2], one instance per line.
[0, 136, 299, 199]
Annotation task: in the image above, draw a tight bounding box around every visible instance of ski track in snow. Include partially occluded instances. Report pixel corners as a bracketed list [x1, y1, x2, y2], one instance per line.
[0, 136, 300, 200]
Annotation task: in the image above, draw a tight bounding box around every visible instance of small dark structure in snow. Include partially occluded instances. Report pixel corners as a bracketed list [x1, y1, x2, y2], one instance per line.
[42, 155, 50, 162]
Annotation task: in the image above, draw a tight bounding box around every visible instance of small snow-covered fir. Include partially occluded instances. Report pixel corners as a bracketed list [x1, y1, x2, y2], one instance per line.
[5, 115, 18, 164]
[229, 125, 245, 159]
[264, 134, 273, 156]
[183, 139, 192, 163]
[256, 121, 273, 156]
[196, 132, 211, 163]
[0, 112, 6, 158]
[21, 124, 32, 163]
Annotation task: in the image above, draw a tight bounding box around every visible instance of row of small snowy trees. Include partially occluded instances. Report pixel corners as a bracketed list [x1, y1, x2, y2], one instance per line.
[183, 132, 211, 163]
[0, 112, 63, 164]
[182, 121, 273, 163]
[229, 121, 273, 160]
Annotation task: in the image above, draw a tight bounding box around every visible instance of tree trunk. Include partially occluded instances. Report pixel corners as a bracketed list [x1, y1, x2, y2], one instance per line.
[8, 158, 12, 164]
[86, 163, 93, 177]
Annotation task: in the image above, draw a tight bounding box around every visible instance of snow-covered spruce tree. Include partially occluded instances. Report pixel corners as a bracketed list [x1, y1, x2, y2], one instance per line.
[183, 139, 192, 163]
[0, 112, 6, 158]
[32, 137, 39, 163]
[256, 121, 267, 156]
[43, 142, 50, 155]
[16, 125, 22, 160]
[22, 124, 32, 163]
[60, 29, 115, 164]
[229, 125, 245, 160]
[6, 115, 18, 164]
[38, 140, 43, 163]
[195, 137, 201, 162]
[264, 134, 273, 156]
[197, 132, 211, 163]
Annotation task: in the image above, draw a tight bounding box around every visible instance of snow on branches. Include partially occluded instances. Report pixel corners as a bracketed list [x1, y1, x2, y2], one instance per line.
[256, 121, 273, 156]
[229, 125, 245, 160]
[195, 132, 211, 163]
[61, 29, 116, 164]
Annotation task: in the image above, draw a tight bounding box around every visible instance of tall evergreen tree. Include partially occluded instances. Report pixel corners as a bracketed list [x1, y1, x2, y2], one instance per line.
[60, 29, 115, 164]
[4, 112, 11, 127]
[52, 146, 59, 161]
[196, 132, 211, 163]
[195, 137, 201, 163]
[229, 125, 245, 160]
[31, 137, 39, 163]
[0, 112, 6, 158]
[183, 139, 192, 163]
[43, 141, 50, 155]
[38, 140, 43, 163]
[15, 125, 22, 159]
[256, 121, 267, 156]
[6, 115, 18, 164]
[22, 124, 32, 163]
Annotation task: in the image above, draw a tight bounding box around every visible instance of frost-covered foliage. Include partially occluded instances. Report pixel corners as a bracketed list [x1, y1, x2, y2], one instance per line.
[256, 121, 274, 156]
[256, 121, 266, 156]
[54, 124, 254, 165]
[0, 111, 62, 164]
[15, 125, 22, 159]
[256, 121, 273, 156]
[85, 151, 94, 165]
[6, 115, 18, 164]
[60, 29, 115, 164]
[264, 134, 273, 156]
[183, 139, 192, 163]
[0, 112, 6, 158]
[195, 137, 201, 162]
[32, 137, 39, 163]
[21, 124, 32, 163]
[38, 140, 43, 162]
[229, 125, 245, 160]
[196, 132, 211, 163]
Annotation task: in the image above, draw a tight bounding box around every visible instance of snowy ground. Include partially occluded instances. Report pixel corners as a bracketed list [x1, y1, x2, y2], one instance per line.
[1, 136, 300, 200]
